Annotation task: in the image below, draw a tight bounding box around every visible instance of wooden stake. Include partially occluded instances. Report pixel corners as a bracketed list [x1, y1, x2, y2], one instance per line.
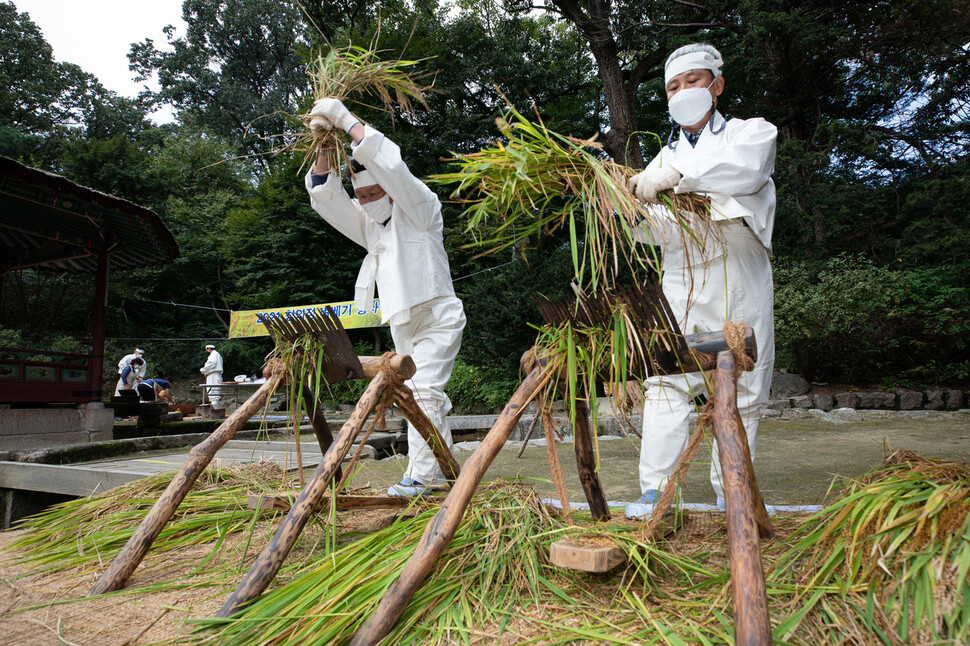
[301, 383, 342, 482]
[89, 374, 283, 595]
[572, 399, 610, 521]
[216, 353, 415, 618]
[390, 384, 461, 482]
[713, 350, 771, 646]
[351, 363, 550, 646]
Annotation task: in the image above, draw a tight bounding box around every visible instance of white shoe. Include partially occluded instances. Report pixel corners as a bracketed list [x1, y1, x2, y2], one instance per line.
[624, 489, 660, 519]
[387, 477, 447, 498]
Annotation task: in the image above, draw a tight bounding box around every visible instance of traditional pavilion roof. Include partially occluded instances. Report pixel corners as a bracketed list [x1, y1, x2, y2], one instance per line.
[0, 156, 180, 273]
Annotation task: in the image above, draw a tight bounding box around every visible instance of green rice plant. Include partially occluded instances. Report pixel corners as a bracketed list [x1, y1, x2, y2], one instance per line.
[770, 450, 970, 644]
[4, 463, 293, 584]
[188, 484, 567, 645]
[294, 44, 431, 172]
[431, 104, 710, 296]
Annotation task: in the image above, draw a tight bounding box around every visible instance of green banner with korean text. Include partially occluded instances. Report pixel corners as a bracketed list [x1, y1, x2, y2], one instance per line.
[229, 300, 385, 338]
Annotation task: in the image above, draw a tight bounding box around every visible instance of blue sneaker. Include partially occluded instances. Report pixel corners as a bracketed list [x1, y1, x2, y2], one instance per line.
[624, 489, 661, 519]
[387, 477, 446, 498]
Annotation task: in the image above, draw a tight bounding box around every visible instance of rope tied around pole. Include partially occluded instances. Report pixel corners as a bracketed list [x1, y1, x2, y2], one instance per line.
[642, 320, 752, 540]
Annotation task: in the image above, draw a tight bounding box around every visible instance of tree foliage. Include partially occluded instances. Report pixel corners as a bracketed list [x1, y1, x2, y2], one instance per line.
[2, 0, 968, 395]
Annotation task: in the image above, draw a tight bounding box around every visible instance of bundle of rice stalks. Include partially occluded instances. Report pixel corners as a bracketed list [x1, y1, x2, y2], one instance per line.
[295, 45, 431, 172]
[4, 463, 294, 587]
[773, 450, 970, 644]
[431, 103, 710, 295]
[188, 484, 566, 645]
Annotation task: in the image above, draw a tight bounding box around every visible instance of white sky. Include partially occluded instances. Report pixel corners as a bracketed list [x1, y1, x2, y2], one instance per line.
[11, 0, 187, 123]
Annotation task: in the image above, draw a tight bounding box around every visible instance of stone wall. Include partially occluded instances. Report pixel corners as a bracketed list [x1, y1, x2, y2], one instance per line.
[0, 403, 114, 451]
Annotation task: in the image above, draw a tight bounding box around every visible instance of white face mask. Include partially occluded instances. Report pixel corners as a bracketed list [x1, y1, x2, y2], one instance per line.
[361, 195, 392, 224]
[668, 79, 716, 127]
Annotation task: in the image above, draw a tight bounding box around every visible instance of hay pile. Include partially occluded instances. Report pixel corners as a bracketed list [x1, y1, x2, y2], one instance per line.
[1, 452, 968, 644]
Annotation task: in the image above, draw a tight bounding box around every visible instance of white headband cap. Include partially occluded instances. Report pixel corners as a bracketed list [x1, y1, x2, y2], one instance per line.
[205, 344, 215, 350]
[351, 168, 377, 190]
[135, 348, 145, 354]
[664, 47, 723, 86]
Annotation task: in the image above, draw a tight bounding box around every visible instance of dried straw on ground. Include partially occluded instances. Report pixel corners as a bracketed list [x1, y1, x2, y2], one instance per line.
[3, 453, 967, 644]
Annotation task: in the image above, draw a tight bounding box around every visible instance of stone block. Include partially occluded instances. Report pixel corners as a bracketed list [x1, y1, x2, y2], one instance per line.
[770, 372, 810, 398]
[808, 409, 850, 424]
[813, 393, 834, 411]
[924, 389, 944, 411]
[761, 408, 782, 418]
[829, 407, 864, 422]
[790, 395, 814, 409]
[834, 392, 859, 409]
[766, 399, 791, 412]
[856, 391, 896, 410]
[781, 408, 811, 420]
[943, 389, 964, 411]
[897, 391, 923, 411]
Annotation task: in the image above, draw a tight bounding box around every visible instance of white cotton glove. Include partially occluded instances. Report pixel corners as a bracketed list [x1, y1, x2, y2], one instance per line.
[628, 165, 682, 204]
[309, 98, 358, 134]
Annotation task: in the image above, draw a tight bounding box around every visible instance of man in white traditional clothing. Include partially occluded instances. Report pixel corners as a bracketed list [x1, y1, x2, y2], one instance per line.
[625, 43, 777, 518]
[115, 347, 146, 395]
[305, 97, 466, 498]
[200, 344, 224, 405]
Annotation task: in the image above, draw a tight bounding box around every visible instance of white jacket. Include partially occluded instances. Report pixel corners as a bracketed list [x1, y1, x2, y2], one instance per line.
[643, 111, 777, 265]
[305, 126, 456, 325]
[200, 350, 223, 376]
[118, 353, 146, 378]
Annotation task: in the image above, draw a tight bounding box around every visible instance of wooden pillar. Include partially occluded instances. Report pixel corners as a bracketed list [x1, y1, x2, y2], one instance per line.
[713, 350, 771, 646]
[351, 363, 549, 645]
[572, 399, 609, 521]
[88, 249, 109, 399]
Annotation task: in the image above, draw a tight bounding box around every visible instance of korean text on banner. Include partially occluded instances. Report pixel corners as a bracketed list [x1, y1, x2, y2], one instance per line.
[228, 300, 385, 338]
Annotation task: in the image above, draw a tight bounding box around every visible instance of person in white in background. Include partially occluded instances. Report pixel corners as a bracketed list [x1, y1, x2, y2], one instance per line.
[115, 347, 146, 395]
[304, 97, 466, 498]
[625, 43, 777, 518]
[200, 344, 224, 405]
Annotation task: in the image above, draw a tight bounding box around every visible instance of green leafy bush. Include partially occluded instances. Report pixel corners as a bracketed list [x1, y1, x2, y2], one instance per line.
[446, 359, 519, 414]
[774, 256, 970, 383]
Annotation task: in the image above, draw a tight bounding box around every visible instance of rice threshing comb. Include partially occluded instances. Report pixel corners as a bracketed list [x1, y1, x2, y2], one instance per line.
[257, 306, 364, 383]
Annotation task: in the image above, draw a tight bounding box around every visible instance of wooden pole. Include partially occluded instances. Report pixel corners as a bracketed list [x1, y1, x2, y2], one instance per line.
[390, 384, 461, 482]
[351, 363, 549, 646]
[89, 374, 282, 595]
[301, 383, 342, 482]
[713, 350, 771, 646]
[572, 399, 610, 521]
[216, 353, 415, 618]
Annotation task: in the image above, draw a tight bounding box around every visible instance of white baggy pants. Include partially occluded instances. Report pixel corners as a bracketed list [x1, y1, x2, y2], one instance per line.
[639, 222, 774, 500]
[390, 295, 466, 483]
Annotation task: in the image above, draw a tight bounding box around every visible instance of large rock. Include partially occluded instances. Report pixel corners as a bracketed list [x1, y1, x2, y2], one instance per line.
[766, 399, 791, 412]
[835, 392, 859, 409]
[897, 390, 924, 411]
[791, 395, 814, 409]
[770, 372, 810, 398]
[813, 393, 835, 411]
[943, 389, 964, 411]
[856, 391, 896, 410]
[924, 389, 945, 410]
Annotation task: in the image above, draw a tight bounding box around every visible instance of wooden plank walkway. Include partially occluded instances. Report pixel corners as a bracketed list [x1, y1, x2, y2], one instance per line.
[0, 440, 344, 497]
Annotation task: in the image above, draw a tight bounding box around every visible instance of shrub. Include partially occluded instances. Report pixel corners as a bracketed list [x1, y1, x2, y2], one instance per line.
[773, 255, 970, 383]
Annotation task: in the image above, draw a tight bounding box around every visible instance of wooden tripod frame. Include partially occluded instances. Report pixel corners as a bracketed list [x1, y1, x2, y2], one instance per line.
[88, 353, 459, 602]
[352, 328, 774, 646]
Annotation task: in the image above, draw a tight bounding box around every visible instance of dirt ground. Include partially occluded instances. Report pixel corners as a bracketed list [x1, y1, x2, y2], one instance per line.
[0, 411, 967, 644]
